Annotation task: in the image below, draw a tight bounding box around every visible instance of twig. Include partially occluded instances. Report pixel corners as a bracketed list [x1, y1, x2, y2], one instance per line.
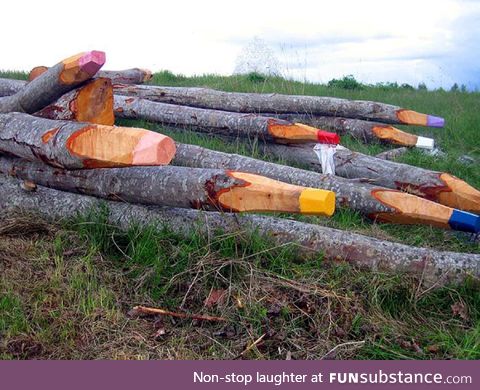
[320, 340, 365, 359]
[235, 333, 266, 359]
[130, 305, 227, 322]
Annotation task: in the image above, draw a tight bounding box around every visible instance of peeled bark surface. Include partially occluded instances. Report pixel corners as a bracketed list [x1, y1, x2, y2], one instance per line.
[267, 114, 426, 147]
[35, 78, 114, 125]
[0, 51, 105, 114]
[113, 84, 444, 127]
[260, 143, 480, 213]
[0, 156, 335, 216]
[0, 112, 176, 168]
[1, 175, 478, 286]
[172, 143, 479, 232]
[114, 96, 339, 144]
[29, 67, 153, 85]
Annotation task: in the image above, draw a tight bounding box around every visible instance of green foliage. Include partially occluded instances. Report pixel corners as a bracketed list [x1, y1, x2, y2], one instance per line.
[327, 74, 365, 90]
[246, 72, 267, 83]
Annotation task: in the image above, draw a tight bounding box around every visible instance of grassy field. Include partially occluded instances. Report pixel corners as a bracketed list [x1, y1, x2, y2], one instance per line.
[0, 71, 479, 360]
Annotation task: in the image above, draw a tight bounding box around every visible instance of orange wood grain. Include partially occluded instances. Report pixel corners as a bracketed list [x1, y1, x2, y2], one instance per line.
[372, 125, 418, 146]
[437, 174, 480, 213]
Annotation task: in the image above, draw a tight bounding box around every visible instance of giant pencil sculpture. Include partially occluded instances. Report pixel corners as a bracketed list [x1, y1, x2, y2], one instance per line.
[113, 84, 445, 127]
[0, 113, 175, 168]
[269, 114, 434, 149]
[0, 156, 335, 216]
[0, 51, 105, 113]
[258, 143, 480, 214]
[114, 96, 340, 144]
[1, 175, 478, 286]
[171, 143, 479, 233]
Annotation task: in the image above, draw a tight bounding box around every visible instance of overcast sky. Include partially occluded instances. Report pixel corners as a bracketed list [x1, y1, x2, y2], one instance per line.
[2, 0, 479, 89]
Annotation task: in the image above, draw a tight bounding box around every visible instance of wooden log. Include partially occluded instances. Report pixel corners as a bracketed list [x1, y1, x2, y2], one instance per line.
[114, 96, 340, 144]
[112, 84, 445, 127]
[35, 78, 114, 125]
[1, 174, 478, 286]
[0, 155, 335, 216]
[258, 143, 480, 214]
[0, 78, 25, 97]
[172, 143, 479, 233]
[0, 51, 105, 113]
[376, 147, 409, 160]
[29, 66, 153, 84]
[266, 114, 434, 149]
[0, 112, 175, 168]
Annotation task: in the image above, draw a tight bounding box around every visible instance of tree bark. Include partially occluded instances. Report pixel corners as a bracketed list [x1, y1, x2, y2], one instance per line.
[0, 112, 176, 168]
[266, 114, 434, 148]
[35, 78, 114, 125]
[0, 155, 335, 216]
[376, 147, 409, 160]
[114, 96, 339, 144]
[172, 143, 479, 233]
[0, 78, 25, 97]
[0, 51, 105, 114]
[112, 84, 445, 127]
[29, 67, 153, 85]
[259, 143, 480, 213]
[1, 175, 477, 287]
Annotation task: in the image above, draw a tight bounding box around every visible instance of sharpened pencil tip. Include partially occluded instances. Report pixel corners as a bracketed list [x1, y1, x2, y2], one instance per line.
[426, 115, 445, 128]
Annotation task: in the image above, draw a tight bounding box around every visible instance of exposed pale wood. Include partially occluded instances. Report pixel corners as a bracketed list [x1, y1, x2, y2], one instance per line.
[35, 78, 114, 125]
[172, 142, 479, 233]
[1, 175, 477, 286]
[130, 306, 226, 322]
[0, 112, 175, 168]
[112, 84, 445, 126]
[0, 52, 105, 114]
[114, 96, 339, 144]
[0, 155, 335, 216]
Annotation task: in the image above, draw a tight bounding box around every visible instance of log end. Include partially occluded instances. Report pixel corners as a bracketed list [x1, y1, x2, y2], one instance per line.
[438, 173, 480, 213]
[66, 125, 176, 167]
[299, 188, 336, 217]
[28, 66, 48, 81]
[140, 68, 153, 82]
[396, 109, 445, 128]
[372, 125, 418, 147]
[131, 131, 177, 166]
[267, 119, 339, 144]
[60, 51, 106, 85]
[76, 78, 114, 125]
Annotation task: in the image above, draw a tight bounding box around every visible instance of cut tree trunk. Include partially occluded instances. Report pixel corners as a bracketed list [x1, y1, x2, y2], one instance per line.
[113, 84, 445, 127]
[376, 147, 409, 160]
[172, 143, 479, 233]
[0, 78, 25, 97]
[1, 174, 478, 287]
[29, 66, 153, 84]
[0, 155, 335, 216]
[0, 51, 105, 113]
[267, 114, 434, 149]
[258, 142, 480, 214]
[35, 78, 114, 125]
[114, 96, 340, 144]
[0, 112, 175, 168]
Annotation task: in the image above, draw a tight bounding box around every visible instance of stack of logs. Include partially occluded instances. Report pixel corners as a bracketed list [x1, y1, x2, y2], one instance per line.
[0, 51, 479, 288]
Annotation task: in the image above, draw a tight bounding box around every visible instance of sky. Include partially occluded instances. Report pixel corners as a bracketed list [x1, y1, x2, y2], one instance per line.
[1, 0, 479, 89]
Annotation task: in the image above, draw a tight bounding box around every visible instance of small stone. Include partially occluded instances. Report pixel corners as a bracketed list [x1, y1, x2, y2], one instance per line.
[423, 148, 446, 158]
[457, 155, 476, 165]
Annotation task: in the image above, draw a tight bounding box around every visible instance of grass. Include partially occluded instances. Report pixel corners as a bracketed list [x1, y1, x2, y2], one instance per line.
[0, 70, 479, 359]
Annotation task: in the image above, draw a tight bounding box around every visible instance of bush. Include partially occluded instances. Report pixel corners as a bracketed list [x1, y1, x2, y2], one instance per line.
[327, 75, 364, 90]
[246, 72, 267, 83]
[417, 82, 427, 90]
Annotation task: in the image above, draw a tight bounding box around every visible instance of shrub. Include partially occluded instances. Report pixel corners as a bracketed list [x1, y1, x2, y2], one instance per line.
[327, 75, 364, 90]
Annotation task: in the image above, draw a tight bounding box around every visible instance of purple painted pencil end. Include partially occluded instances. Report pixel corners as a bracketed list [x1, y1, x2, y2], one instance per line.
[426, 115, 445, 128]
